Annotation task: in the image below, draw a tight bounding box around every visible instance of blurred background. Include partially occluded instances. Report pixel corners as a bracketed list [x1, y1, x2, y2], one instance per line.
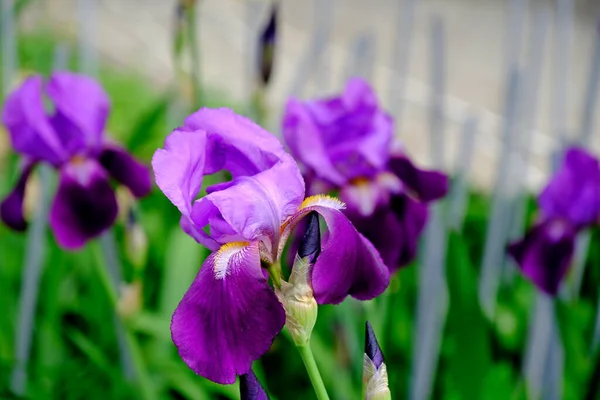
[1, 0, 600, 399]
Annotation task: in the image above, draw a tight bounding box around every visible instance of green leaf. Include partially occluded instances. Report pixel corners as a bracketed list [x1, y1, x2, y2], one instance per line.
[445, 232, 492, 400]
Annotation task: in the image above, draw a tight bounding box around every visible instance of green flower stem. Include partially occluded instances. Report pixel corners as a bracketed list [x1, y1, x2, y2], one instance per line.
[91, 239, 156, 400]
[10, 166, 52, 395]
[185, 2, 202, 108]
[296, 341, 330, 400]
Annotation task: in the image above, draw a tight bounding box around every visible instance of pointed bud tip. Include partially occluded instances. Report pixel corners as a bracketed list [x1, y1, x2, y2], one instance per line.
[365, 321, 384, 368]
[240, 370, 269, 400]
[298, 211, 321, 262]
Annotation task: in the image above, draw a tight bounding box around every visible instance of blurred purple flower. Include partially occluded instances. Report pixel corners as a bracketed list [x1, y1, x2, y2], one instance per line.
[282, 78, 449, 272]
[152, 108, 389, 384]
[0, 72, 152, 249]
[508, 147, 600, 295]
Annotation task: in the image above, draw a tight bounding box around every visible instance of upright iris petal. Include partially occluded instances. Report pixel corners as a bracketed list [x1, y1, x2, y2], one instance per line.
[0, 72, 152, 249]
[538, 147, 600, 227]
[153, 107, 389, 384]
[282, 78, 448, 272]
[284, 78, 392, 186]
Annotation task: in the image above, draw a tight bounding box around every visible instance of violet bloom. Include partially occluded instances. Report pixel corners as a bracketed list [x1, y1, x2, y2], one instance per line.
[282, 78, 449, 272]
[508, 147, 600, 295]
[152, 108, 389, 384]
[0, 72, 152, 249]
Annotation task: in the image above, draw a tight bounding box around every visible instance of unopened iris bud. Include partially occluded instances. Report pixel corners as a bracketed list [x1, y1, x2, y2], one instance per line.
[276, 212, 320, 345]
[117, 280, 143, 319]
[298, 211, 321, 263]
[363, 321, 391, 400]
[258, 2, 278, 87]
[124, 208, 148, 272]
[240, 369, 269, 400]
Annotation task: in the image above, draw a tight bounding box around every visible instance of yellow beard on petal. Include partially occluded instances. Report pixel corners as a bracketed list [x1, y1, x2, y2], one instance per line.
[300, 194, 345, 211]
[214, 241, 251, 280]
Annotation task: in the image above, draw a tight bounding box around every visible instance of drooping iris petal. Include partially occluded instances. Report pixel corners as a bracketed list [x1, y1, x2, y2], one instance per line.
[49, 158, 118, 249]
[507, 219, 576, 296]
[46, 71, 110, 154]
[283, 78, 393, 186]
[189, 155, 304, 255]
[99, 145, 152, 198]
[388, 155, 449, 202]
[281, 196, 390, 304]
[171, 241, 285, 384]
[345, 194, 427, 272]
[240, 369, 270, 400]
[1, 76, 66, 165]
[538, 147, 600, 227]
[0, 160, 36, 231]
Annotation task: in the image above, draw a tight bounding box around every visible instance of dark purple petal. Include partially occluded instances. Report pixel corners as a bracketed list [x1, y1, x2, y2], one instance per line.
[0, 160, 35, 231]
[99, 145, 152, 198]
[171, 242, 285, 384]
[388, 155, 449, 202]
[1, 75, 66, 165]
[282, 196, 390, 304]
[538, 147, 600, 226]
[345, 195, 428, 272]
[507, 219, 577, 296]
[49, 158, 118, 249]
[282, 78, 393, 185]
[240, 369, 270, 400]
[365, 321, 384, 369]
[46, 71, 110, 154]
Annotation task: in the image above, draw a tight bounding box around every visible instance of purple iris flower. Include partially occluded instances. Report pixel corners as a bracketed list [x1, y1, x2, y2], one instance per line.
[152, 108, 389, 384]
[282, 78, 449, 272]
[0, 72, 152, 249]
[508, 147, 600, 295]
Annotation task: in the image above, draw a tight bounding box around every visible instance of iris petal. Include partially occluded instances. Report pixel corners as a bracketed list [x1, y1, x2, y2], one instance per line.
[189, 155, 304, 255]
[538, 147, 600, 227]
[0, 160, 36, 231]
[99, 145, 152, 198]
[388, 155, 449, 202]
[1, 76, 66, 165]
[49, 158, 118, 249]
[46, 71, 110, 153]
[507, 219, 576, 296]
[282, 196, 390, 304]
[171, 241, 285, 384]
